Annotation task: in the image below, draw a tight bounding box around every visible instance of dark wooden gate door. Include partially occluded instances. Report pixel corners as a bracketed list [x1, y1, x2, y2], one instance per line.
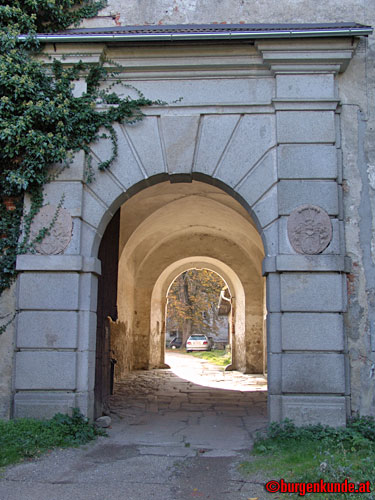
[94, 209, 120, 418]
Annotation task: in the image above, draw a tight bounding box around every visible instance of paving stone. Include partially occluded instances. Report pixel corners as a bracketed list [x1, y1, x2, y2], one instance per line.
[203, 449, 239, 457]
[180, 403, 211, 411]
[168, 400, 182, 410]
[104, 352, 268, 460]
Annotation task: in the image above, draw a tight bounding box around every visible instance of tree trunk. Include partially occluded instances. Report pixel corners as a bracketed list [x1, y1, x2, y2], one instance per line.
[182, 318, 192, 347]
[179, 272, 193, 346]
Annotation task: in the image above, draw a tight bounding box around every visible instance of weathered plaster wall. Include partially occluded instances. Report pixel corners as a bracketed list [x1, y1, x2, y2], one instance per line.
[82, 0, 368, 27]
[110, 318, 133, 380]
[338, 6, 375, 417]
[114, 255, 136, 375]
[0, 283, 16, 419]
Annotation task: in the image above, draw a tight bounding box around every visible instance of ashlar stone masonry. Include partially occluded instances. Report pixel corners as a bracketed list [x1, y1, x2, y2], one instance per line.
[1, 15, 373, 426]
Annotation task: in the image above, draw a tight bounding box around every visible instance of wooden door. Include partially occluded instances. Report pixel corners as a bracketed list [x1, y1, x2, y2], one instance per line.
[94, 209, 120, 418]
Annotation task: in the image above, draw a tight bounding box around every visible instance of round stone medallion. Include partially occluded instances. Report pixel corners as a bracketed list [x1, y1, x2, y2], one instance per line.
[287, 205, 332, 255]
[29, 204, 73, 255]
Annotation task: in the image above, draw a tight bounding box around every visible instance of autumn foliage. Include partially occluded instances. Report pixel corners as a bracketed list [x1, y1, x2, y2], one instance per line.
[167, 269, 225, 345]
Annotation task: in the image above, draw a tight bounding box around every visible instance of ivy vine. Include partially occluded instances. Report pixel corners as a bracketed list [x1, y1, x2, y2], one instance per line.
[0, 1, 158, 315]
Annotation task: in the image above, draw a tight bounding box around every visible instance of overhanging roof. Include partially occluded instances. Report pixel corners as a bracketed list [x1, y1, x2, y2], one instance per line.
[22, 22, 372, 43]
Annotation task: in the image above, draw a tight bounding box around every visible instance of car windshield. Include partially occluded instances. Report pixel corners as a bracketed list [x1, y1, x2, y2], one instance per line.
[189, 335, 207, 340]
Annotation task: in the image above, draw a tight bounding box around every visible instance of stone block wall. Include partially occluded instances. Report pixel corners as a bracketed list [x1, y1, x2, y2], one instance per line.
[13, 254, 100, 419]
[0, 3, 372, 422]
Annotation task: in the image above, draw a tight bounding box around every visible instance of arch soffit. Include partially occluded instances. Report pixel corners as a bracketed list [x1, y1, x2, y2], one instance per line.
[91, 176, 271, 258]
[126, 231, 264, 290]
[118, 194, 265, 274]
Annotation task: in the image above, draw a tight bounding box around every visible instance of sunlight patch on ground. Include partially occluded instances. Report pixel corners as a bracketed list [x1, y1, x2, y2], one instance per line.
[165, 352, 267, 392]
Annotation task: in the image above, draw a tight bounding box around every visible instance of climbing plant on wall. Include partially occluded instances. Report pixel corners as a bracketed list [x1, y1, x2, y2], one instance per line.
[0, 1, 157, 306]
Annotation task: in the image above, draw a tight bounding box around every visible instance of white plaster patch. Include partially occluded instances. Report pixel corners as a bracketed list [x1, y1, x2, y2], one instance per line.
[367, 165, 375, 190]
[176, 0, 198, 12]
[371, 232, 375, 265]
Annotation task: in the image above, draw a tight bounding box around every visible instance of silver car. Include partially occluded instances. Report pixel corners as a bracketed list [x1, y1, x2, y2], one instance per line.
[186, 334, 211, 352]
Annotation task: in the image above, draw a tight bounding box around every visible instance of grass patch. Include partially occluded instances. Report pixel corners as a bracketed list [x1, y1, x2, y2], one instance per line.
[189, 349, 231, 366]
[239, 417, 375, 499]
[0, 408, 106, 467]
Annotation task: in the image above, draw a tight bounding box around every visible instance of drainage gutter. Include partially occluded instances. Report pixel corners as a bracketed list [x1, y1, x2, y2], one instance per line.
[19, 27, 373, 43]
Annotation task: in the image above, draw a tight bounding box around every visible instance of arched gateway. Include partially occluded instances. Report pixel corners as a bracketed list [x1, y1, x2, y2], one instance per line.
[13, 23, 371, 426]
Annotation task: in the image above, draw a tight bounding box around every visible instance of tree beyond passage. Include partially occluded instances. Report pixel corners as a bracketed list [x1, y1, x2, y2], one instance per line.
[167, 269, 226, 346]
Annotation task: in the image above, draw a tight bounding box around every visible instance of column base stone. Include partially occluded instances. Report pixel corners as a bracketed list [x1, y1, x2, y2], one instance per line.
[14, 391, 76, 419]
[281, 395, 346, 427]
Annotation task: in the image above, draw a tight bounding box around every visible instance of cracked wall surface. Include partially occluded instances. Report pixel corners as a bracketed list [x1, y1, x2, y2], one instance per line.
[338, 6, 375, 417]
[81, 0, 370, 28]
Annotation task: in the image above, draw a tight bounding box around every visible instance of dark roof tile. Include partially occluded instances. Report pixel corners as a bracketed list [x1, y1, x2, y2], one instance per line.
[30, 23, 372, 41]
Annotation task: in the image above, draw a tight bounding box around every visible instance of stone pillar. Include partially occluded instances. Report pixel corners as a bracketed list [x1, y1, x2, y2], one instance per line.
[14, 256, 100, 419]
[257, 38, 356, 426]
[13, 148, 102, 420]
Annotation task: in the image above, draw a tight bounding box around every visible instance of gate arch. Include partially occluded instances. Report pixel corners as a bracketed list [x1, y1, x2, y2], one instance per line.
[14, 35, 352, 425]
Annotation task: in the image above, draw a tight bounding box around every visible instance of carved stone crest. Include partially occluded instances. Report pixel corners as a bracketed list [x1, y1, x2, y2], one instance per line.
[29, 205, 72, 255]
[287, 205, 332, 254]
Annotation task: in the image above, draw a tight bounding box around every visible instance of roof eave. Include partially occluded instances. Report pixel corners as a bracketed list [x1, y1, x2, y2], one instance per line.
[19, 27, 373, 44]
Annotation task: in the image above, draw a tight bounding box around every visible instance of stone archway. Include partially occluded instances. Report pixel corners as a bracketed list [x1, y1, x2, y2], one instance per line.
[113, 182, 265, 380]
[14, 35, 352, 426]
[150, 257, 247, 373]
[94, 181, 267, 418]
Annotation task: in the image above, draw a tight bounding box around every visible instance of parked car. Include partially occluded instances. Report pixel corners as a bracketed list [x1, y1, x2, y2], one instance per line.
[186, 334, 211, 352]
[168, 337, 183, 349]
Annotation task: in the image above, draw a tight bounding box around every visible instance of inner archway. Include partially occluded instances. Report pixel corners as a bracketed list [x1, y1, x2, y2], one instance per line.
[150, 258, 246, 374]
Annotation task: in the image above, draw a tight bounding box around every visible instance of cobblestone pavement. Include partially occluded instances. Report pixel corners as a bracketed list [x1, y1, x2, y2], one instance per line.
[0, 353, 271, 500]
[110, 351, 268, 425]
